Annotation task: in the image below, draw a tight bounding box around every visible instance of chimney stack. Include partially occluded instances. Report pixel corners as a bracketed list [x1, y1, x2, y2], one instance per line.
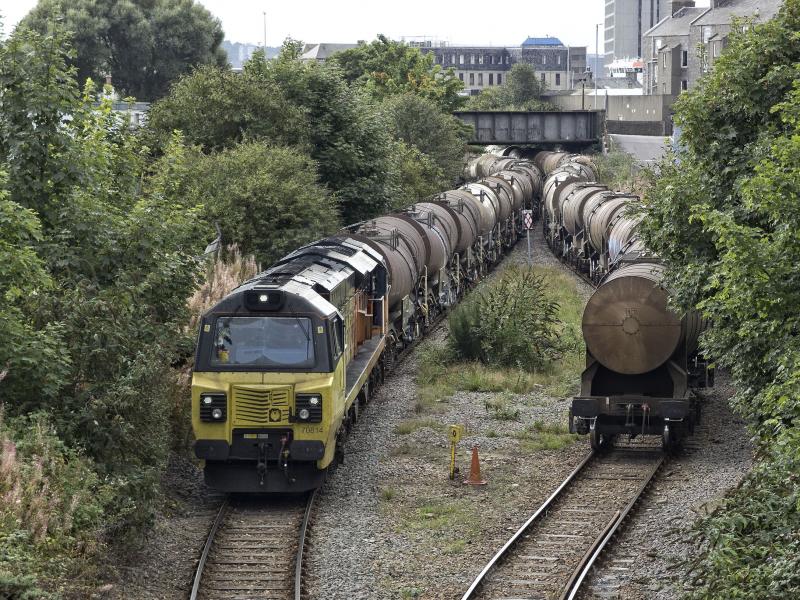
[671, 0, 695, 15]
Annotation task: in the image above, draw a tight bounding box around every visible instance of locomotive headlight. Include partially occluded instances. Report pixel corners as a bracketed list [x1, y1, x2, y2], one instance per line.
[295, 394, 322, 423]
[200, 393, 226, 423]
[259, 294, 269, 302]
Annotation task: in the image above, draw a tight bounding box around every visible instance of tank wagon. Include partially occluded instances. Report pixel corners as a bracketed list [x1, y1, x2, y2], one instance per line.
[192, 155, 544, 492]
[530, 151, 712, 450]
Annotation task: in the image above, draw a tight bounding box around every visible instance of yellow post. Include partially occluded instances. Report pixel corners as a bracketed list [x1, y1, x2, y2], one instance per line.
[449, 425, 463, 480]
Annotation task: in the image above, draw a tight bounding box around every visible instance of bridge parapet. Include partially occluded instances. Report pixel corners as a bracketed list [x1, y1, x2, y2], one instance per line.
[453, 110, 604, 148]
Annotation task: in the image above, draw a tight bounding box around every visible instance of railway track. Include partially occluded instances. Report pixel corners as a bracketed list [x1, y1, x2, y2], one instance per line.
[461, 446, 664, 600]
[190, 491, 316, 600]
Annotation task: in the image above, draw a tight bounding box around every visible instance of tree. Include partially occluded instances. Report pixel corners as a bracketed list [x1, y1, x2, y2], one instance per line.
[505, 63, 546, 106]
[380, 93, 468, 187]
[636, 3, 800, 597]
[331, 35, 465, 112]
[388, 140, 445, 208]
[0, 25, 81, 226]
[0, 175, 69, 405]
[466, 63, 552, 111]
[21, 0, 227, 101]
[184, 143, 341, 265]
[1, 24, 209, 538]
[145, 62, 309, 152]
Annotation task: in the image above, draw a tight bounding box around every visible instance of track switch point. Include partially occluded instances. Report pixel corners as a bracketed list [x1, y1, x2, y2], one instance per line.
[464, 445, 487, 486]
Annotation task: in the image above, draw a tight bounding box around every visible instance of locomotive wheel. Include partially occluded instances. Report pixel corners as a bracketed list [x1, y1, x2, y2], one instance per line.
[662, 424, 676, 452]
[590, 425, 611, 451]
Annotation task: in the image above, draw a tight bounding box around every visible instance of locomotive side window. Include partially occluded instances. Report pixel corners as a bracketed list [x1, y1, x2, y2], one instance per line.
[330, 316, 344, 361]
[211, 316, 315, 368]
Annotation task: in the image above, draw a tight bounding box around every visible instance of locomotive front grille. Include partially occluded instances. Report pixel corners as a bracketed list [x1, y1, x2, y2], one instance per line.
[232, 386, 291, 426]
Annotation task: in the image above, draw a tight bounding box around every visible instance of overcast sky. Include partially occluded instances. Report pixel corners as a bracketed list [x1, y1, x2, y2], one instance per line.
[2, 0, 606, 49]
[0, 1, 710, 51]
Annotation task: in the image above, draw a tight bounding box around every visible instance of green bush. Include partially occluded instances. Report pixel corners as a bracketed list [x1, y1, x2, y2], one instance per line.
[0, 574, 54, 600]
[449, 267, 564, 370]
[186, 142, 341, 265]
[0, 410, 109, 587]
[635, 2, 800, 596]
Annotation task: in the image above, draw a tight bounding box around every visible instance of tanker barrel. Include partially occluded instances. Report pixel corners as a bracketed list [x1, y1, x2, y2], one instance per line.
[608, 215, 643, 263]
[482, 176, 514, 221]
[350, 229, 418, 308]
[583, 263, 682, 375]
[435, 190, 481, 250]
[560, 184, 608, 234]
[462, 183, 500, 233]
[585, 195, 637, 254]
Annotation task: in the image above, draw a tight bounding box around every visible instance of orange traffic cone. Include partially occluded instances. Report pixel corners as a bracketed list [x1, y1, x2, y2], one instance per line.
[463, 445, 487, 486]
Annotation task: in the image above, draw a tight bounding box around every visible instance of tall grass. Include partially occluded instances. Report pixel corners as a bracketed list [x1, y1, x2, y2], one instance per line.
[415, 265, 586, 409]
[449, 266, 563, 370]
[0, 407, 108, 593]
[187, 244, 260, 332]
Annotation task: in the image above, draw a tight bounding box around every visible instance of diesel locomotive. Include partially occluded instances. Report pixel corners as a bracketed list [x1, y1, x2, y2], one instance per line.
[191, 154, 546, 492]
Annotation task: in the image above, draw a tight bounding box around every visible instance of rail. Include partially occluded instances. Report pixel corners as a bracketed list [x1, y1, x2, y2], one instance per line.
[461, 448, 664, 600]
[460, 451, 594, 599]
[190, 491, 316, 600]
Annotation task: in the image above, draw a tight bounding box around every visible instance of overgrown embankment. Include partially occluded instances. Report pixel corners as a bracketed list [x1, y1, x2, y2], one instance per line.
[0, 18, 472, 597]
[638, 2, 800, 597]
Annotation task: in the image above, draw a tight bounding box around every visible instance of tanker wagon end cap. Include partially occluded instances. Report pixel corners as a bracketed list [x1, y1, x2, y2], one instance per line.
[581, 267, 683, 376]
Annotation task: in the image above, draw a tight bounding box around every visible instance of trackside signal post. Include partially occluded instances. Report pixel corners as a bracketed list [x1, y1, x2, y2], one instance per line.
[449, 425, 463, 479]
[523, 209, 533, 262]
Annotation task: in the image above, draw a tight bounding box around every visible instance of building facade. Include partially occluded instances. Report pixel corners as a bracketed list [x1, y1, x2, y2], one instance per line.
[605, 0, 671, 65]
[643, 0, 782, 99]
[422, 37, 586, 95]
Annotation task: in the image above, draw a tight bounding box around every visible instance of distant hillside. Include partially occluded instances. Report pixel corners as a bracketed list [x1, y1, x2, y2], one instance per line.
[221, 40, 280, 68]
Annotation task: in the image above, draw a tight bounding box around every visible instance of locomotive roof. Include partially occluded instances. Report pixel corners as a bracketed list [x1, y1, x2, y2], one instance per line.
[206, 236, 386, 318]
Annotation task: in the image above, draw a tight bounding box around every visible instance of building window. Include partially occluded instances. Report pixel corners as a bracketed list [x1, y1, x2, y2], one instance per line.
[541, 73, 546, 84]
[542, 55, 547, 65]
[458, 72, 464, 81]
[459, 54, 464, 65]
[557, 54, 561, 65]
[505, 56, 510, 64]
[490, 55, 495, 65]
[469, 73, 474, 85]
[662, 52, 667, 68]
[479, 54, 484, 64]
[478, 73, 484, 85]
[681, 79, 688, 91]
[489, 73, 494, 85]
[497, 73, 502, 85]
[451, 54, 456, 64]
[470, 54, 475, 64]
[713, 42, 720, 57]
[555, 73, 561, 86]
[681, 49, 688, 67]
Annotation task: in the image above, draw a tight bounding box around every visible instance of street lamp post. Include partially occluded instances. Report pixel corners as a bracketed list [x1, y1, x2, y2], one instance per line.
[594, 23, 600, 109]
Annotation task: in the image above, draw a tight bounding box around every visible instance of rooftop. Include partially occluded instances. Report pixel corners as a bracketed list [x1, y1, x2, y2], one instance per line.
[692, 0, 782, 26]
[521, 36, 564, 47]
[300, 43, 358, 61]
[644, 7, 707, 37]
